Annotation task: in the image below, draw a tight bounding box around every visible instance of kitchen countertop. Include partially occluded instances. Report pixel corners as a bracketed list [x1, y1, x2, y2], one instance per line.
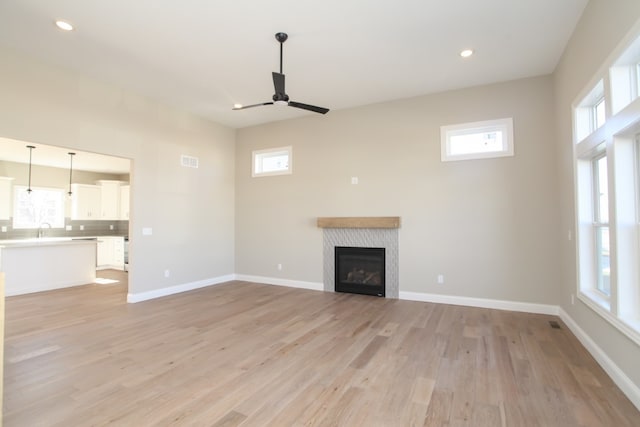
[0, 236, 125, 248]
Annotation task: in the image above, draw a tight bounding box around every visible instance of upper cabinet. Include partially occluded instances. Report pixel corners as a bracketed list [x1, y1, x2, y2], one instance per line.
[70, 184, 101, 220]
[97, 180, 122, 220]
[120, 185, 130, 220]
[0, 177, 14, 220]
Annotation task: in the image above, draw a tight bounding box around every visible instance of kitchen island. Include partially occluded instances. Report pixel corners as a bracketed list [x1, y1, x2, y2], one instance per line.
[0, 238, 97, 296]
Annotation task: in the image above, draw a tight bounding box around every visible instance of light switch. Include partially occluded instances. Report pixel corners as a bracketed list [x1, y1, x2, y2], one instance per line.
[1, 226, 6, 232]
[66, 225, 72, 231]
[142, 227, 153, 236]
[351, 177, 359, 184]
[80, 225, 84, 231]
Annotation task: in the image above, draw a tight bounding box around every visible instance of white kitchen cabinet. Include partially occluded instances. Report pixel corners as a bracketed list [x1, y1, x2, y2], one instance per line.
[96, 180, 122, 220]
[70, 184, 101, 220]
[0, 177, 14, 220]
[120, 185, 130, 220]
[96, 237, 112, 267]
[97, 236, 125, 270]
[113, 236, 124, 266]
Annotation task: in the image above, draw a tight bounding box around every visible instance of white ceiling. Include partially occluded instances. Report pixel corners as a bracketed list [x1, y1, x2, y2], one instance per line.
[0, 137, 130, 174]
[0, 0, 587, 130]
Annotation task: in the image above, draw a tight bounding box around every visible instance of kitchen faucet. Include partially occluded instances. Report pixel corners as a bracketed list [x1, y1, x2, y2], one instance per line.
[38, 222, 51, 238]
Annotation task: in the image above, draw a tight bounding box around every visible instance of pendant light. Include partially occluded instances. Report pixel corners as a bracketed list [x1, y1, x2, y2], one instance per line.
[26, 145, 35, 193]
[67, 152, 76, 196]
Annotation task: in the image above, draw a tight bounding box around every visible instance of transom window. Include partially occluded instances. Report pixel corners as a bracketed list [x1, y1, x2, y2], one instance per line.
[441, 118, 514, 162]
[252, 146, 292, 177]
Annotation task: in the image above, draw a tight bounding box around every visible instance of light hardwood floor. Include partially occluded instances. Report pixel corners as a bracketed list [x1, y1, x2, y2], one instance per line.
[3, 274, 640, 426]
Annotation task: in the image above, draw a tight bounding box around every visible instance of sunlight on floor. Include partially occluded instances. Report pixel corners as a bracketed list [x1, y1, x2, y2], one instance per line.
[94, 278, 119, 285]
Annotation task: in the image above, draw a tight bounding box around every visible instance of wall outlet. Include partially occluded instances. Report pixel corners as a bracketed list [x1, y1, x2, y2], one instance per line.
[142, 227, 153, 236]
[1, 226, 6, 232]
[79, 225, 84, 231]
[65, 225, 72, 231]
[437, 274, 444, 284]
[277, 263, 282, 271]
[164, 269, 170, 278]
[351, 176, 359, 184]
[110, 224, 114, 230]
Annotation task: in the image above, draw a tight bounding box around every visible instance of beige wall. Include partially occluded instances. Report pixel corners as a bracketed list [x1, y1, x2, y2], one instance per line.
[553, 1, 640, 389]
[0, 46, 236, 294]
[236, 75, 559, 304]
[0, 160, 127, 187]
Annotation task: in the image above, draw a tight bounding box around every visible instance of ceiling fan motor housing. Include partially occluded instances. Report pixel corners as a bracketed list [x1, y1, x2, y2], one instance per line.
[273, 93, 289, 102]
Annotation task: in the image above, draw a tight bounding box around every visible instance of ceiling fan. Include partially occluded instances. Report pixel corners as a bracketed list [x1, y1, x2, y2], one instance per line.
[232, 32, 329, 115]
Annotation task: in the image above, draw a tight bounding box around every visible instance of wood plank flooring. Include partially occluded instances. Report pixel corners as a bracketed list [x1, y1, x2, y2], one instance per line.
[3, 275, 640, 426]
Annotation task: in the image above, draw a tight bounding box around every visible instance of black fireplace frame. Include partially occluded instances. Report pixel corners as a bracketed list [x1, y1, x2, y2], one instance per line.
[335, 246, 385, 297]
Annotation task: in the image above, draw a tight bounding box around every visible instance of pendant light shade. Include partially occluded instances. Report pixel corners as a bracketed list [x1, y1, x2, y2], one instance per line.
[26, 145, 35, 193]
[67, 152, 76, 196]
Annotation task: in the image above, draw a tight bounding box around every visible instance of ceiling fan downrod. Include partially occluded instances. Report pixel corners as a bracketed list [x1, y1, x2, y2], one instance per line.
[275, 32, 288, 74]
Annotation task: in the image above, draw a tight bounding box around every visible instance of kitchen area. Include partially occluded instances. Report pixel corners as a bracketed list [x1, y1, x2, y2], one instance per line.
[0, 137, 131, 296]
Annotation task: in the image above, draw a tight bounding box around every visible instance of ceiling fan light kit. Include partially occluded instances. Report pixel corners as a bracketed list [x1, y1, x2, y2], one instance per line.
[233, 32, 329, 115]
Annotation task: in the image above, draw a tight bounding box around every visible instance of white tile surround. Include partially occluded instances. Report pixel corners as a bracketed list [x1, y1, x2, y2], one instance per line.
[322, 228, 399, 298]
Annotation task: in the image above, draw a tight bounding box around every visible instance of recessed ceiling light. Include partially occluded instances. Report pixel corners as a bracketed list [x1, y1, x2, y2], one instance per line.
[55, 20, 74, 31]
[460, 49, 474, 58]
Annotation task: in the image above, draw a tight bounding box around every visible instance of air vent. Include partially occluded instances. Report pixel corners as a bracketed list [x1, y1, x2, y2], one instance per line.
[549, 320, 561, 329]
[181, 155, 199, 169]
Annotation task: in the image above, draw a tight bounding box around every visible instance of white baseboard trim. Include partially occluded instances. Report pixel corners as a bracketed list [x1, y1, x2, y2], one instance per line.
[399, 291, 560, 315]
[558, 308, 640, 411]
[234, 274, 324, 292]
[127, 274, 235, 303]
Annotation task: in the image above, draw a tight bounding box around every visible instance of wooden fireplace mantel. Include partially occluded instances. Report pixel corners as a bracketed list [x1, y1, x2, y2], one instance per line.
[316, 216, 400, 229]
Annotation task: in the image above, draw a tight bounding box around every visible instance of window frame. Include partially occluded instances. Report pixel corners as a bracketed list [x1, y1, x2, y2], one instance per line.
[575, 80, 605, 142]
[594, 97, 606, 130]
[252, 146, 293, 178]
[572, 23, 640, 346]
[440, 118, 514, 162]
[592, 154, 611, 298]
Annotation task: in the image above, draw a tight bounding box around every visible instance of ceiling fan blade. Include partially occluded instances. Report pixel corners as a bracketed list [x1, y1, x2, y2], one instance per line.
[288, 101, 330, 114]
[272, 72, 285, 96]
[232, 102, 273, 110]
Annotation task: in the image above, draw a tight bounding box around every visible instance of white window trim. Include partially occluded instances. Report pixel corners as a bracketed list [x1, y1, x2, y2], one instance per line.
[572, 19, 640, 347]
[575, 80, 605, 142]
[252, 146, 292, 178]
[440, 118, 514, 162]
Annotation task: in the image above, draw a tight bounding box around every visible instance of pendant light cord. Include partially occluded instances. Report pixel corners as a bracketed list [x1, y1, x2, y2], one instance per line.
[26, 145, 35, 193]
[68, 152, 75, 195]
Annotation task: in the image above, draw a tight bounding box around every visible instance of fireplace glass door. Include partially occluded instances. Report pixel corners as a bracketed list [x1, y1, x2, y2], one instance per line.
[335, 246, 385, 297]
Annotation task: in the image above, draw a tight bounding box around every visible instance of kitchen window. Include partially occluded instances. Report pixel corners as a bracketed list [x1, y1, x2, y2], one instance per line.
[13, 185, 65, 229]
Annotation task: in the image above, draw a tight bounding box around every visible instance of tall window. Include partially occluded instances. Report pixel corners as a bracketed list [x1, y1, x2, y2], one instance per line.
[593, 155, 610, 296]
[13, 186, 65, 229]
[573, 28, 640, 344]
